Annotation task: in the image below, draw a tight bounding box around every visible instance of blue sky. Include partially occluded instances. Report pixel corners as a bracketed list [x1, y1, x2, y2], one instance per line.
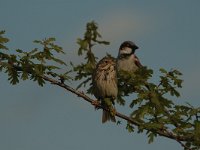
[0, 1, 200, 150]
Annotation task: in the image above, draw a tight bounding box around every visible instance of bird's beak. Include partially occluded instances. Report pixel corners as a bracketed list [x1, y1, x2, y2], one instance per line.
[134, 45, 139, 50]
[132, 45, 139, 53]
[130, 45, 138, 54]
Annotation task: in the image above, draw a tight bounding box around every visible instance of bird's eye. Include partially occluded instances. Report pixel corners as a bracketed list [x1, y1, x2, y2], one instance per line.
[105, 60, 108, 63]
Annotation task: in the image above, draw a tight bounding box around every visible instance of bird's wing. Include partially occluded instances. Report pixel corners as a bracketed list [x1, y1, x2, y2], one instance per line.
[134, 55, 143, 67]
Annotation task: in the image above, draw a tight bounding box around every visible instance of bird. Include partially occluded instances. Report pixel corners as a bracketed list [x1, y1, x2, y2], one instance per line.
[117, 41, 142, 73]
[92, 56, 118, 123]
[117, 41, 151, 92]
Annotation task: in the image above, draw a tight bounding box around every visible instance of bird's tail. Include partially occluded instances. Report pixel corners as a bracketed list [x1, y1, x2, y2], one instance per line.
[102, 110, 116, 123]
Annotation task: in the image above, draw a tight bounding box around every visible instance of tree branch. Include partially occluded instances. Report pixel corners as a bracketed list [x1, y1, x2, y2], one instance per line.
[0, 61, 194, 149]
[41, 75, 192, 142]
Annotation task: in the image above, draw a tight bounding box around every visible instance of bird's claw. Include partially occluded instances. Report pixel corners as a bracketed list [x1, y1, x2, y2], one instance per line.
[92, 100, 101, 110]
[110, 108, 116, 116]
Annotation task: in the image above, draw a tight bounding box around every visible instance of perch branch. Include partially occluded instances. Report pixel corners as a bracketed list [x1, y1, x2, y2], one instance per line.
[0, 61, 193, 149]
[41, 75, 192, 142]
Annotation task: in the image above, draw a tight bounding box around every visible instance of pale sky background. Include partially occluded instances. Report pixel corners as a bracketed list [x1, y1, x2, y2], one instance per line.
[0, 0, 200, 150]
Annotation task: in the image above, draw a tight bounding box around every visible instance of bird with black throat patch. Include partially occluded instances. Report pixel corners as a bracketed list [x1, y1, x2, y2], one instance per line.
[117, 41, 142, 73]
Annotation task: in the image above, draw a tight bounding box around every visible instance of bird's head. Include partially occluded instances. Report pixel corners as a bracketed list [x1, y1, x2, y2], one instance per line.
[118, 41, 139, 56]
[97, 57, 116, 70]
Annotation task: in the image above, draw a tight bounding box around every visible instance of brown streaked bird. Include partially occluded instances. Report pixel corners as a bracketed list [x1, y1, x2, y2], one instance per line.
[92, 56, 118, 123]
[117, 41, 142, 73]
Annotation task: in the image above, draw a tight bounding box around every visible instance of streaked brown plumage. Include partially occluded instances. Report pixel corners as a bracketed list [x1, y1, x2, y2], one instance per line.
[92, 56, 118, 123]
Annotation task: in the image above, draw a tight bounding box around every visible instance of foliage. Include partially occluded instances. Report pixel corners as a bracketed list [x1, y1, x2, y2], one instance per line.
[1, 22, 200, 150]
[73, 21, 109, 92]
[0, 34, 71, 86]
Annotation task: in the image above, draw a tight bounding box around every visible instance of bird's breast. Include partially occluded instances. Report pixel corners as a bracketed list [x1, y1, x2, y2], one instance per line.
[117, 55, 138, 72]
[94, 69, 118, 98]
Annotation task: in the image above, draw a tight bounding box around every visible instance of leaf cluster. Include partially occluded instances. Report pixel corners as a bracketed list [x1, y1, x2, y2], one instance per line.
[122, 68, 200, 148]
[0, 33, 71, 86]
[73, 21, 110, 92]
[117, 66, 153, 105]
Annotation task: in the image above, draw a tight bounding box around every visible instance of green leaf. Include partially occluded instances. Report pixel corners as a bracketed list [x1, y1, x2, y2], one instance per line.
[160, 68, 167, 74]
[173, 69, 182, 76]
[117, 121, 121, 125]
[34, 64, 45, 75]
[149, 92, 161, 106]
[6, 66, 20, 85]
[131, 104, 150, 120]
[116, 95, 125, 106]
[21, 71, 29, 80]
[0, 30, 9, 50]
[194, 120, 200, 137]
[130, 98, 143, 108]
[51, 57, 67, 66]
[76, 77, 91, 90]
[16, 49, 23, 53]
[147, 132, 157, 144]
[96, 40, 110, 45]
[126, 123, 134, 133]
[37, 77, 45, 86]
[59, 71, 73, 81]
[77, 38, 88, 55]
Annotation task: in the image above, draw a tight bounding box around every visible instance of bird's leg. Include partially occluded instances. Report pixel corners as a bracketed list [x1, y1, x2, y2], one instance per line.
[110, 97, 116, 116]
[110, 106, 116, 117]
